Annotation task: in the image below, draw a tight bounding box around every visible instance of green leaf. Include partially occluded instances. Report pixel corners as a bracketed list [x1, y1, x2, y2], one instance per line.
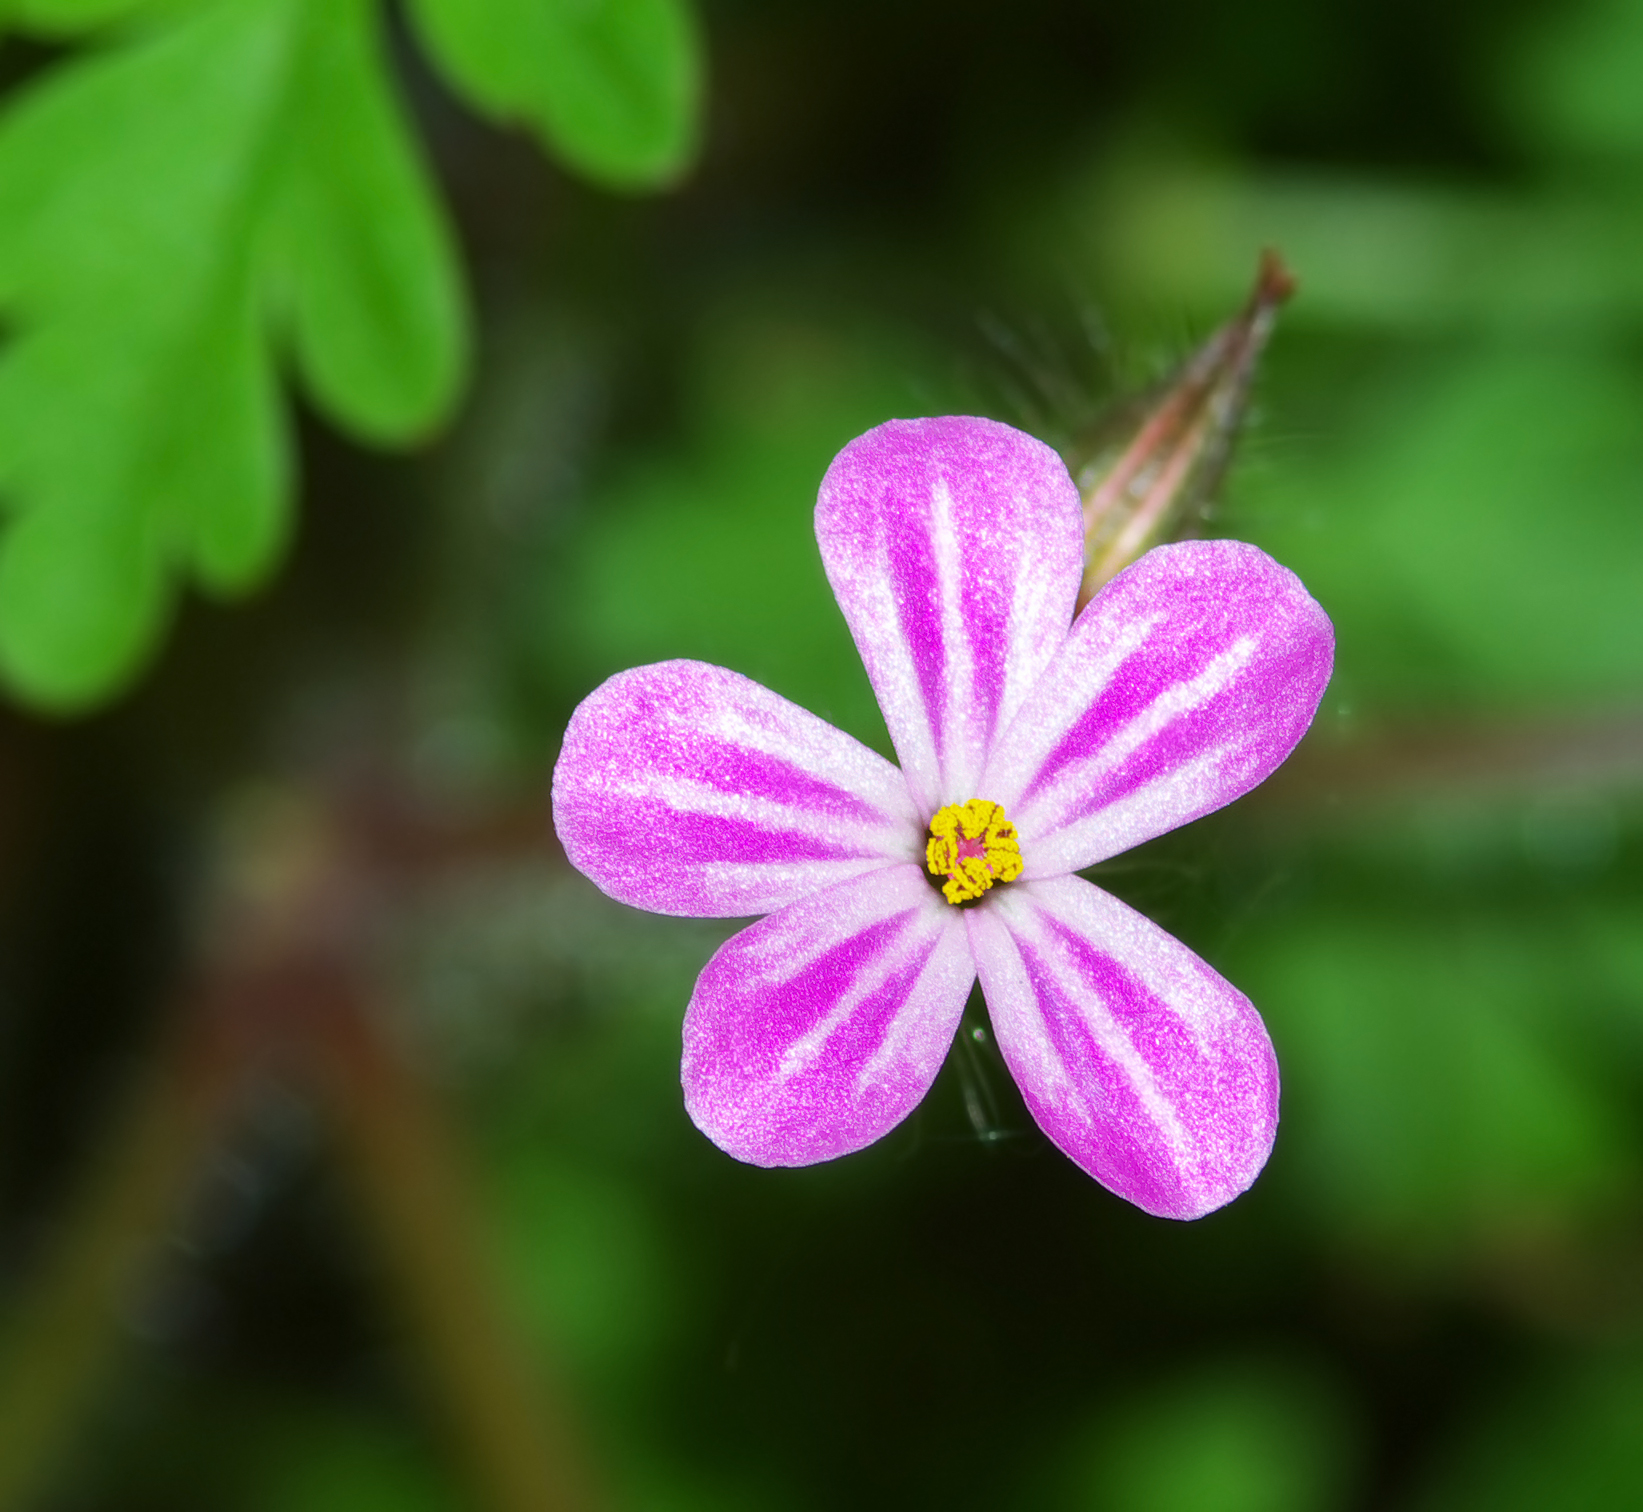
[261, 0, 467, 443]
[0, 0, 163, 35]
[408, 0, 702, 189]
[0, 0, 466, 709]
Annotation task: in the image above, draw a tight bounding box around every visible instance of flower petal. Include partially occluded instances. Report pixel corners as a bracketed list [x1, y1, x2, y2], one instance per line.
[683, 864, 975, 1166]
[969, 874, 1278, 1218]
[553, 660, 921, 917]
[815, 416, 1084, 815]
[982, 540, 1333, 875]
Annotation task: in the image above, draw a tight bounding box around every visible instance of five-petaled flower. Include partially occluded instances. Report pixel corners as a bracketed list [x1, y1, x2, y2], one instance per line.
[552, 417, 1333, 1219]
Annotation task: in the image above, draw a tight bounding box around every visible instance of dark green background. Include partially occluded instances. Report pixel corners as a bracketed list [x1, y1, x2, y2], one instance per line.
[4, 0, 1643, 1507]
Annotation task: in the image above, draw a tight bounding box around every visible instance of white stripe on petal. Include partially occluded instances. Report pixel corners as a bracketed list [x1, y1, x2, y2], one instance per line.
[554, 660, 920, 918]
[984, 887, 1193, 1157]
[775, 885, 935, 1078]
[683, 865, 975, 1166]
[1017, 637, 1258, 868]
[985, 610, 1162, 809]
[932, 476, 979, 790]
[969, 874, 1278, 1219]
[817, 417, 1084, 814]
[1024, 746, 1231, 878]
[981, 541, 1334, 875]
[1001, 527, 1072, 730]
[611, 775, 911, 856]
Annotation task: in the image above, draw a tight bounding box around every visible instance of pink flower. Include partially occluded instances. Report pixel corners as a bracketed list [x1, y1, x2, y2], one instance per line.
[552, 417, 1333, 1218]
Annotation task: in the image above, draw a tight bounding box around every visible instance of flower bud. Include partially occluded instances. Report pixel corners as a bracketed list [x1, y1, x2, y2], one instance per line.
[1074, 250, 1296, 608]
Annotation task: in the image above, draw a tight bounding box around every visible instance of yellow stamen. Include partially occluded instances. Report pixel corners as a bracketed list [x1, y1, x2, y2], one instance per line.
[925, 799, 1024, 906]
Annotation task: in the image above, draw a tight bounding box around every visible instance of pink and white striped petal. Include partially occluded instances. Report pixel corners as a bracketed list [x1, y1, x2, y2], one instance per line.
[968, 874, 1278, 1219]
[553, 660, 921, 918]
[981, 540, 1333, 877]
[815, 416, 1084, 816]
[683, 864, 975, 1166]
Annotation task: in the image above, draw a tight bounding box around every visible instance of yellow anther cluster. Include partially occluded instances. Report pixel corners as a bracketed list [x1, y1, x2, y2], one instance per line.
[925, 799, 1024, 906]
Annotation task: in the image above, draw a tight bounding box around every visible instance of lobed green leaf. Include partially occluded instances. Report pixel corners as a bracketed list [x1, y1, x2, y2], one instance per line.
[408, 0, 702, 189]
[261, 0, 467, 445]
[0, 0, 466, 709]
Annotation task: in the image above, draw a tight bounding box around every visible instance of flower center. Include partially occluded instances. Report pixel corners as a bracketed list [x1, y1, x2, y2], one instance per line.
[925, 799, 1024, 906]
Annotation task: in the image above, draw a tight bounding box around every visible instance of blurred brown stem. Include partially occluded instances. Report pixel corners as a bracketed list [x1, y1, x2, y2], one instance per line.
[1254, 708, 1643, 817]
[318, 983, 601, 1512]
[0, 999, 245, 1508]
[0, 785, 600, 1512]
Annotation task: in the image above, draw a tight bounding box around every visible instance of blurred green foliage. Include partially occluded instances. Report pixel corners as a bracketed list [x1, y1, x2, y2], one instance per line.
[477, 0, 1643, 1493]
[1066, 1358, 1357, 1512]
[4, 0, 1643, 1507]
[1413, 1354, 1643, 1510]
[1229, 868, 1641, 1251]
[1507, 0, 1643, 160]
[1244, 346, 1643, 714]
[538, 317, 940, 754]
[253, 1411, 458, 1512]
[0, 0, 700, 711]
